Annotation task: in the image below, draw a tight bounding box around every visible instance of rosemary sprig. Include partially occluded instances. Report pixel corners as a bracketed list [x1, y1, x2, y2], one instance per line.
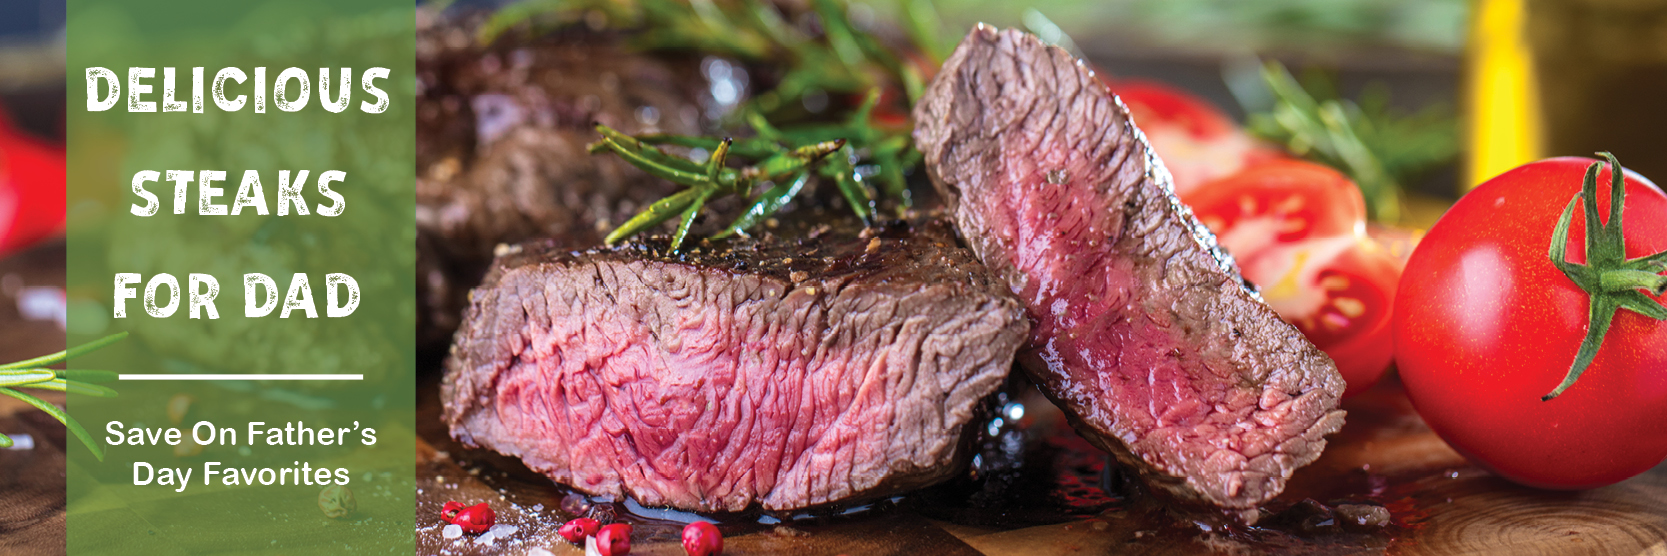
[494, 0, 938, 249]
[1244, 61, 1458, 224]
[590, 123, 848, 250]
[0, 332, 126, 460]
[595, 86, 921, 249]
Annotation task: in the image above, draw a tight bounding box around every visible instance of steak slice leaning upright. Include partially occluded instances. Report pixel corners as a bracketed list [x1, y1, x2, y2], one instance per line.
[913, 26, 1346, 522]
[442, 216, 1029, 512]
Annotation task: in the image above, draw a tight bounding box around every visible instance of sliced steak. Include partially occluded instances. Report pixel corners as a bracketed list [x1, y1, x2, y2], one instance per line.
[442, 216, 1029, 511]
[912, 26, 1345, 522]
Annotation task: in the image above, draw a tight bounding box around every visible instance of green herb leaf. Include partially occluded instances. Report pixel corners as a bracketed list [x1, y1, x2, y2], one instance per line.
[1245, 61, 1457, 224]
[0, 331, 129, 371]
[671, 189, 716, 252]
[606, 187, 702, 245]
[55, 370, 120, 383]
[821, 146, 873, 222]
[505, 0, 933, 247]
[19, 378, 120, 398]
[0, 387, 104, 461]
[0, 370, 57, 388]
[0, 334, 126, 459]
[719, 171, 810, 238]
[598, 122, 851, 248]
[590, 130, 712, 186]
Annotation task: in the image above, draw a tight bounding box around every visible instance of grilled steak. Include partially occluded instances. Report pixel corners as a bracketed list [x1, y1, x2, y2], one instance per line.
[913, 26, 1346, 522]
[442, 216, 1029, 511]
[415, 12, 730, 345]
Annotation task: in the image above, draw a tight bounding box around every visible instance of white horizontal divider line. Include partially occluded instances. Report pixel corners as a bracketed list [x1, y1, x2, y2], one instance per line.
[118, 374, 364, 381]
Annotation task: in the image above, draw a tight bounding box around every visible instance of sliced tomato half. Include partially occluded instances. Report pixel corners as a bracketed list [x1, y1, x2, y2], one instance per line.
[1246, 235, 1402, 397]
[1183, 159, 1364, 254]
[1103, 78, 1286, 195]
[1184, 159, 1399, 397]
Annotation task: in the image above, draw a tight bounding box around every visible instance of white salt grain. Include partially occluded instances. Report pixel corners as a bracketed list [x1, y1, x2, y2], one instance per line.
[489, 524, 519, 538]
[442, 524, 463, 539]
[585, 536, 603, 556]
[4, 434, 34, 450]
[17, 287, 66, 330]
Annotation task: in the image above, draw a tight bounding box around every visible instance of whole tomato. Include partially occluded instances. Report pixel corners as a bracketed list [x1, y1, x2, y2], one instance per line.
[1395, 155, 1667, 489]
[1185, 160, 1402, 396]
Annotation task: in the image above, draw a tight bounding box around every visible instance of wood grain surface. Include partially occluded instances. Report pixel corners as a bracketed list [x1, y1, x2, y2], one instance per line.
[0, 241, 71, 556]
[415, 367, 1667, 556]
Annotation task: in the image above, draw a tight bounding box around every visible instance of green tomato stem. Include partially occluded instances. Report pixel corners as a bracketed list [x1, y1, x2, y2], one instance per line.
[1543, 152, 1667, 401]
[1601, 269, 1667, 294]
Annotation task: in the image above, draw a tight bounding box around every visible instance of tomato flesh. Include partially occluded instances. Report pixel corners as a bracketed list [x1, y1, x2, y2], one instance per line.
[1104, 78, 1285, 195]
[1186, 160, 1398, 397]
[1184, 159, 1364, 250]
[1394, 157, 1667, 489]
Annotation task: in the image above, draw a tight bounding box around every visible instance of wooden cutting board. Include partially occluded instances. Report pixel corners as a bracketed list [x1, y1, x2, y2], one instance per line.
[0, 241, 75, 555]
[414, 370, 1667, 556]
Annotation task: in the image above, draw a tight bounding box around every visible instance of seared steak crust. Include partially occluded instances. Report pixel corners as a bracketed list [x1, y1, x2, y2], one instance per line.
[443, 216, 1029, 511]
[913, 26, 1345, 521]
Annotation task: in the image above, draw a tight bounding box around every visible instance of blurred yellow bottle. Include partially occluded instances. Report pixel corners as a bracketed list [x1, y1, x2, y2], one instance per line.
[1467, 0, 1667, 189]
[1465, 0, 1541, 189]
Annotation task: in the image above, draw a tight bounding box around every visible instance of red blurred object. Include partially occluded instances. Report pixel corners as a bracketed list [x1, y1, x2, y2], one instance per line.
[864, 50, 939, 130]
[0, 103, 66, 255]
[1365, 222, 1423, 263]
[1101, 78, 1285, 196]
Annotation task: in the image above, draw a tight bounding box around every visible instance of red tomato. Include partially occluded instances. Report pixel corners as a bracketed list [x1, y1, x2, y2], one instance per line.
[1104, 78, 1285, 195]
[1185, 160, 1400, 397]
[1395, 157, 1667, 489]
[1183, 159, 1364, 253]
[0, 106, 66, 255]
[1112, 80, 1239, 138]
[1248, 235, 1401, 397]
